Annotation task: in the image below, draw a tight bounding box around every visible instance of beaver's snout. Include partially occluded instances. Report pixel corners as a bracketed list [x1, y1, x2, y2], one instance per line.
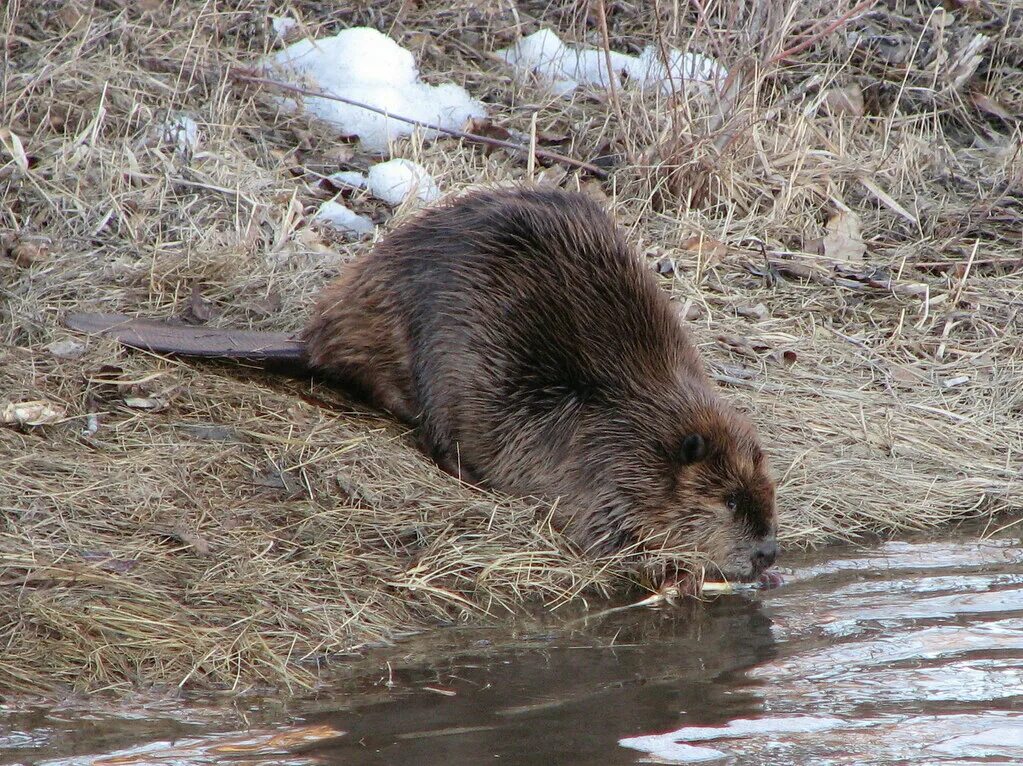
[751, 537, 778, 571]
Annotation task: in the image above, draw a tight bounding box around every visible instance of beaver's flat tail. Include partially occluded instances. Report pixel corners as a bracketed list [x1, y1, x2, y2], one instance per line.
[64, 312, 308, 363]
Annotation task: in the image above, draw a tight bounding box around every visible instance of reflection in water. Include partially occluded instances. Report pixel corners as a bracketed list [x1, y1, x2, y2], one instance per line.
[5, 531, 1023, 766]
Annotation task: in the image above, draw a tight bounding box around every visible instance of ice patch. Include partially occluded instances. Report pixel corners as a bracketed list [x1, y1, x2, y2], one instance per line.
[930, 723, 1023, 757]
[313, 201, 375, 237]
[619, 716, 846, 764]
[498, 29, 726, 98]
[267, 27, 486, 153]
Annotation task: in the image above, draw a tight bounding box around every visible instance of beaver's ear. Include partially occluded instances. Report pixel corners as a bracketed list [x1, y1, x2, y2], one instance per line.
[677, 433, 708, 465]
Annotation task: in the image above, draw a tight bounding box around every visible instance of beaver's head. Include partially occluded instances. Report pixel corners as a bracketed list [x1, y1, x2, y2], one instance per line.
[597, 382, 778, 583]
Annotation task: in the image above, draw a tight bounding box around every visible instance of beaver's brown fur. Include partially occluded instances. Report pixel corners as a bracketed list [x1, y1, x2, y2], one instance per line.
[302, 187, 778, 581]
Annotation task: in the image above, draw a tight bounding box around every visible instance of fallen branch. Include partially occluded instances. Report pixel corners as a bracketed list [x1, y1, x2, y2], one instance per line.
[227, 66, 609, 180]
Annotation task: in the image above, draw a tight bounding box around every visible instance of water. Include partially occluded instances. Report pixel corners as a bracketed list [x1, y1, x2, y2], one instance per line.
[5, 527, 1023, 765]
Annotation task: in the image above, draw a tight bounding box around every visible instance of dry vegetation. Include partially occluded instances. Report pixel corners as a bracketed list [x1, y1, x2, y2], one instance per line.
[2, 0, 1021, 698]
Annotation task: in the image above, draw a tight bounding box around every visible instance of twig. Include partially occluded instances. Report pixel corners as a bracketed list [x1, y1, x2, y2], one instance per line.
[595, 0, 623, 123]
[227, 66, 609, 179]
[765, 0, 877, 66]
[952, 240, 981, 306]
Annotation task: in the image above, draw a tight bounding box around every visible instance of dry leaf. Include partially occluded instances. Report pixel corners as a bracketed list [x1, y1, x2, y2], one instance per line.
[3, 234, 51, 267]
[466, 117, 514, 142]
[736, 303, 769, 321]
[716, 335, 756, 357]
[682, 235, 728, 268]
[123, 396, 167, 411]
[889, 364, 925, 385]
[246, 289, 283, 318]
[0, 128, 28, 173]
[680, 302, 705, 321]
[822, 84, 864, 116]
[577, 178, 608, 204]
[46, 339, 86, 359]
[3, 400, 66, 426]
[79, 550, 139, 574]
[182, 283, 215, 324]
[820, 211, 865, 263]
[536, 166, 568, 187]
[970, 91, 1014, 120]
[858, 175, 918, 225]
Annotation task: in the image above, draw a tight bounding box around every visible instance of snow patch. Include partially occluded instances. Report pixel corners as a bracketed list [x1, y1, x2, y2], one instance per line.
[331, 159, 440, 206]
[327, 170, 369, 190]
[267, 27, 486, 153]
[498, 29, 727, 98]
[367, 159, 440, 205]
[149, 114, 200, 157]
[270, 16, 298, 41]
[313, 201, 375, 237]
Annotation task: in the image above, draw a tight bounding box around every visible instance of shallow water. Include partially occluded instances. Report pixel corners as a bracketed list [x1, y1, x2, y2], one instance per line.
[5, 527, 1023, 765]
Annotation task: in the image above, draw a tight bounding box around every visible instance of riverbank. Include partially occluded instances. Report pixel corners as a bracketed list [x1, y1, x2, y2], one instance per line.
[2, 0, 1020, 698]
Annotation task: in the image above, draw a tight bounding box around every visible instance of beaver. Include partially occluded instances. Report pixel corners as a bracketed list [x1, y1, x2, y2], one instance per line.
[66, 187, 778, 583]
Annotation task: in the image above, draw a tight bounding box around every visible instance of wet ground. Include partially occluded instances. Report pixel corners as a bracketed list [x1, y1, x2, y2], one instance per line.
[4, 524, 1023, 765]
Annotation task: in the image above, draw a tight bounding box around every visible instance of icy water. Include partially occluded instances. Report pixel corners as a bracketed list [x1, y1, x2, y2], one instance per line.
[5, 527, 1023, 765]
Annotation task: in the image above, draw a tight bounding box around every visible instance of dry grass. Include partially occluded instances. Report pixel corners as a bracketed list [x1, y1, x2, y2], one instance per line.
[2, 0, 1021, 698]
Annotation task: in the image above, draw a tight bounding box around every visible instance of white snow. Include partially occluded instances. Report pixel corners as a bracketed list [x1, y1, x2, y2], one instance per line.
[366, 159, 440, 205]
[150, 114, 200, 157]
[313, 200, 375, 237]
[267, 27, 486, 153]
[326, 159, 439, 206]
[327, 170, 369, 190]
[270, 15, 297, 41]
[498, 29, 727, 98]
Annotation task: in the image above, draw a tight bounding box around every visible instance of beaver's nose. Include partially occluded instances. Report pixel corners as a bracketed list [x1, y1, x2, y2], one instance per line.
[752, 538, 777, 569]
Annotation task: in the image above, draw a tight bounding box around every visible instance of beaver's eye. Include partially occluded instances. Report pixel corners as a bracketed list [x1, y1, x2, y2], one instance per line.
[725, 494, 738, 512]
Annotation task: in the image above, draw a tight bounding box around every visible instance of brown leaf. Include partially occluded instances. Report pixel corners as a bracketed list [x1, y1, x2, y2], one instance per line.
[5, 235, 51, 267]
[971, 91, 1014, 120]
[156, 525, 211, 556]
[820, 210, 865, 263]
[716, 335, 756, 358]
[536, 128, 571, 145]
[769, 349, 797, 367]
[736, 303, 769, 321]
[822, 84, 864, 116]
[577, 178, 608, 204]
[763, 258, 817, 282]
[247, 289, 283, 318]
[889, 363, 925, 385]
[682, 235, 728, 268]
[466, 117, 514, 142]
[79, 550, 138, 574]
[182, 283, 215, 324]
[536, 166, 568, 187]
[680, 302, 705, 321]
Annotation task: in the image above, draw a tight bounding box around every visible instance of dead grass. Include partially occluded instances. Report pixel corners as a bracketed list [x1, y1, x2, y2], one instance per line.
[2, 0, 1021, 698]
